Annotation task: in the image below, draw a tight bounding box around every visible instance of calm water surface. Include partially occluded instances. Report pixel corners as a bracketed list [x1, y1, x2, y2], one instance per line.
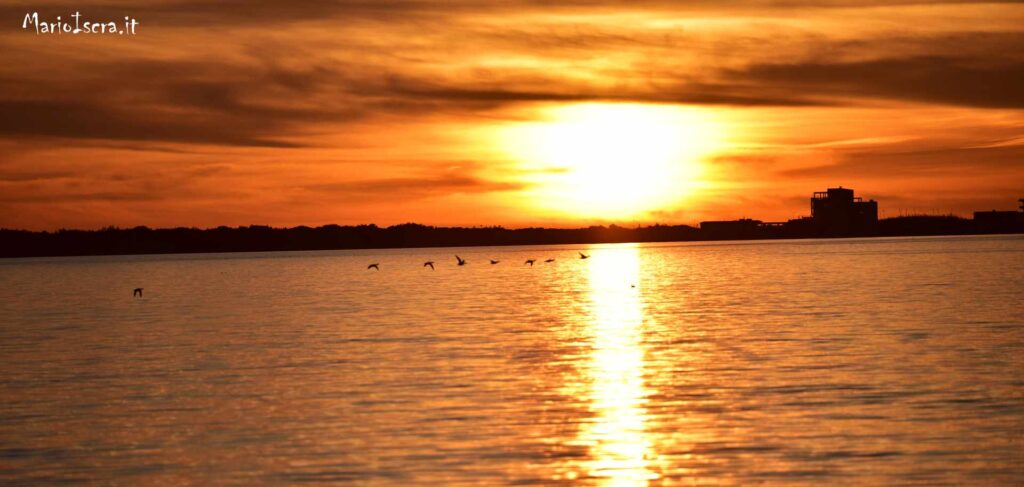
[1, 236, 1022, 485]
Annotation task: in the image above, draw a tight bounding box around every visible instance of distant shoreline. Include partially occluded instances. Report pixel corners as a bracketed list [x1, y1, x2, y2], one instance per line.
[1, 220, 1021, 259]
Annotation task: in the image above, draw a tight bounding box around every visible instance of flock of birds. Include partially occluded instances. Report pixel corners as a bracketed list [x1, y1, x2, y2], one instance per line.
[133, 252, 595, 297]
[366, 252, 589, 271]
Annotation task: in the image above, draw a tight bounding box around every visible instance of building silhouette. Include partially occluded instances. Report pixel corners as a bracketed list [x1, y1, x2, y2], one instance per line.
[809, 187, 878, 236]
[973, 198, 1024, 233]
[699, 218, 763, 240]
[702, 187, 880, 238]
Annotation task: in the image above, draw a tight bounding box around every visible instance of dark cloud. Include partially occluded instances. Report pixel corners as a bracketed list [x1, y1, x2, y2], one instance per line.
[303, 174, 526, 201]
[12, 0, 1014, 28]
[0, 158, 240, 205]
[1, 1, 409, 27]
[5, 0, 696, 29]
[1, 2, 1021, 149]
[0, 58, 821, 148]
[0, 100, 304, 147]
[378, 30, 1024, 109]
[372, 74, 830, 109]
[0, 176, 174, 203]
[730, 56, 1024, 109]
[0, 169, 75, 183]
[782, 144, 1024, 178]
[0, 56, 362, 148]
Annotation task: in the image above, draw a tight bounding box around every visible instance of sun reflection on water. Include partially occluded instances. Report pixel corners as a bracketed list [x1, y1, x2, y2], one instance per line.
[578, 245, 657, 485]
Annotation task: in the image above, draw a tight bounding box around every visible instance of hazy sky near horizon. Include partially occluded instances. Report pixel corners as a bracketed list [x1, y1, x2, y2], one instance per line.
[1, 1, 1022, 230]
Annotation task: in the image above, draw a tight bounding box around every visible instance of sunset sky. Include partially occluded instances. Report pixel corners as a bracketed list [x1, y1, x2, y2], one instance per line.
[1, 1, 1022, 230]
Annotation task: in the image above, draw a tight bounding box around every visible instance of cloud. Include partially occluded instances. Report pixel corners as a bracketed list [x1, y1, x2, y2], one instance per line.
[781, 144, 1024, 178]
[0, 54, 371, 148]
[0, 158, 240, 204]
[0, 100, 305, 147]
[0, 169, 76, 183]
[2, 6, 1022, 149]
[729, 56, 1024, 109]
[383, 77, 830, 107]
[303, 173, 526, 202]
[9, 0, 1018, 22]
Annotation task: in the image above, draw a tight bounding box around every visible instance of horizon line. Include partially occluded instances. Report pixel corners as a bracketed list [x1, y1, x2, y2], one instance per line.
[0, 212, 992, 234]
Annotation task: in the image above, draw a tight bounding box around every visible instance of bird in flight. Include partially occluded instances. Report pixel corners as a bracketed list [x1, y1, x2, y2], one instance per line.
[544, 258, 555, 263]
[579, 252, 590, 259]
[490, 259, 500, 265]
[133, 288, 143, 297]
[456, 255, 466, 266]
[525, 259, 535, 266]
[424, 261, 434, 270]
[367, 263, 380, 271]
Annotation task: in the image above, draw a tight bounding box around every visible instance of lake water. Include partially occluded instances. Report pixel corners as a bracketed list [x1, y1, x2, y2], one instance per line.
[1, 235, 1022, 485]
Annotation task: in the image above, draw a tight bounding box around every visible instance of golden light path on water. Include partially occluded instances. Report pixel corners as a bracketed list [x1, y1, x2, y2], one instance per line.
[577, 246, 657, 485]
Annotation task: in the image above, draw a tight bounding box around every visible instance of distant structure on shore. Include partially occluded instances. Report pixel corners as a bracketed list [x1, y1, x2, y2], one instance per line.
[699, 218, 764, 240]
[973, 198, 1024, 234]
[1, 187, 1021, 258]
[702, 187, 1022, 240]
[702, 187, 879, 239]
[810, 187, 879, 236]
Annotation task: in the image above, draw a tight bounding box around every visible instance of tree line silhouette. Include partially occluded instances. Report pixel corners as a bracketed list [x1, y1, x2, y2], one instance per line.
[0, 215, 1019, 258]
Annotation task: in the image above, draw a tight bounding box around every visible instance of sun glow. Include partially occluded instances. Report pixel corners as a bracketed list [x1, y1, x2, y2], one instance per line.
[502, 103, 724, 220]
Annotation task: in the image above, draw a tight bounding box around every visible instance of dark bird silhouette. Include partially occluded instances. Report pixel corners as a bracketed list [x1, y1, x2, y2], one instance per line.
[525, 259, 535, 266]
[424, 261, 434, 270]
[133, 288, 143, 297]
[544, 258, 555, 263]
[579, 252, 590, 259]
[490, 259, 500, 265]
[456, 255, 466, 266]
[367, 263, 380, 271]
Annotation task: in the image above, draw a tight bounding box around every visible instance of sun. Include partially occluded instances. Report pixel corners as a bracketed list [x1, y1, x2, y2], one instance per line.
[501, 103, 723, 221]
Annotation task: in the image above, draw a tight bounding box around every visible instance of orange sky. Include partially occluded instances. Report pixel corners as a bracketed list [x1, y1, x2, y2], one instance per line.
[1, 1, 1022, 230]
